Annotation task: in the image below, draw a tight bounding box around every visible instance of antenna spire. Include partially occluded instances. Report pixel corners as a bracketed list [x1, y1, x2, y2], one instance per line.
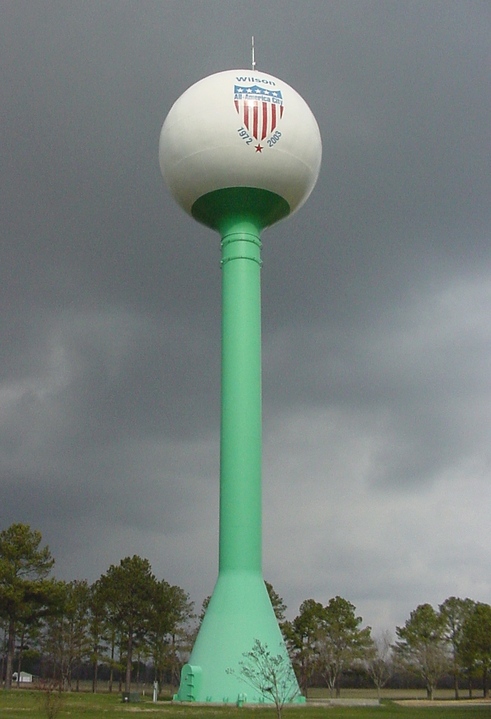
[251, 36, 256, 71]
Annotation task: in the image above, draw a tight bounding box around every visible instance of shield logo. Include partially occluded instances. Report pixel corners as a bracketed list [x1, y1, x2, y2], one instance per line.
[234, 84, 284, 141]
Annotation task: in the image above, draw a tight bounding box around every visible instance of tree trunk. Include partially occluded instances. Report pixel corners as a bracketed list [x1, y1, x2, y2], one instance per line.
[16, 625, 29, 688]
[300, 658, 308, 697]
[483, 666, 488, 699]
[92, 650, 98, 693]
[5, 619, 15, 690]
[125, 632, 133, 693]
[136, 648, 141, 687]
[108, 638, 115, 693]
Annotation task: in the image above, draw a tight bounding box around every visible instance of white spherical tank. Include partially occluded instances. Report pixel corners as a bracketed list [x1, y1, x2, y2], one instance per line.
[159, 69, 322, 219]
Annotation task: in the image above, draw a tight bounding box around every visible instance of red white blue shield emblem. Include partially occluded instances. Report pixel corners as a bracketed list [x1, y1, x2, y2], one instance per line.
[234, 85, 284, 141]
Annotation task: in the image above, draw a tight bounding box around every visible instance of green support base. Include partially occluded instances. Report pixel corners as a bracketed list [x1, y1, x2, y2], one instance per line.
[175, 571, 300, 704]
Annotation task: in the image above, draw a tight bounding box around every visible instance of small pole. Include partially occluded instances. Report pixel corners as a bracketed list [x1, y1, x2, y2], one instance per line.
[251, 36, 256, 71]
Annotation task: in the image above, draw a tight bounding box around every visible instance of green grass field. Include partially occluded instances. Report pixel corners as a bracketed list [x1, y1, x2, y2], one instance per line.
[0, 689, 489, 719]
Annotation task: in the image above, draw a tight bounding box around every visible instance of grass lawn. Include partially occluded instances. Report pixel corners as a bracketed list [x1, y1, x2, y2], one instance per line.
[0, 691, 490, 719]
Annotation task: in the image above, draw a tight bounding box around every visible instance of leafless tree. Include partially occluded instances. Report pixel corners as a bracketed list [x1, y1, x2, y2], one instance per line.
[365, 630, 394, 698]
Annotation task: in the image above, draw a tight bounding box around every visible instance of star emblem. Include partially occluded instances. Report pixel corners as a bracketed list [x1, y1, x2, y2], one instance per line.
[255, 144, 263, 153]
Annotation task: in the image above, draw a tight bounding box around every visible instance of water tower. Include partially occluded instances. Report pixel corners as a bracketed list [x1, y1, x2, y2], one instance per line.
[159, 68, 321, 704]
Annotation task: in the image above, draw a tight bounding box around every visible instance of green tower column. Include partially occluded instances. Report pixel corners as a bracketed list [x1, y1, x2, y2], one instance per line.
[175, 188, 301, 704]
[220, 222, 262, 573]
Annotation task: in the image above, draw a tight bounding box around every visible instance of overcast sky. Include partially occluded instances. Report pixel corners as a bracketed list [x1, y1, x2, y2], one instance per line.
[2, 0, 490, 636]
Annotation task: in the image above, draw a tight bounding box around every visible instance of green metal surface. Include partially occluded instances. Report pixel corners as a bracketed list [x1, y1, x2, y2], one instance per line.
[175, 188, 301, 704]
[191, 186, 290, 235]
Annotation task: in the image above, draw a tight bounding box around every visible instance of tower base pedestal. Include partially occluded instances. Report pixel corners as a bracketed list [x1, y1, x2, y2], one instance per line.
[175, 570, 302, 704]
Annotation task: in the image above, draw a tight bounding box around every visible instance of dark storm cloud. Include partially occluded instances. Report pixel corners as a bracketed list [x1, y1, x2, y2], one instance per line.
[1, 0, 491, 631]
[264, 272, 491, 493]
[262, 1, 491, 330]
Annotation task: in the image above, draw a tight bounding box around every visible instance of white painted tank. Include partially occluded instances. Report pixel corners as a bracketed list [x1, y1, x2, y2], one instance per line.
[159, 69, 322, 217]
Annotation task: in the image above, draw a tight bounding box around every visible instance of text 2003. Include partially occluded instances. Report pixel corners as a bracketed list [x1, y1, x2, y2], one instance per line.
[267, 130, 282, 146]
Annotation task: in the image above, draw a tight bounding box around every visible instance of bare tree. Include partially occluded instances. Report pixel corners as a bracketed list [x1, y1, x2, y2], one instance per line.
[227, 639, 299, 719]
[365, 630, 394, 698]
[38, 680, 65, 719]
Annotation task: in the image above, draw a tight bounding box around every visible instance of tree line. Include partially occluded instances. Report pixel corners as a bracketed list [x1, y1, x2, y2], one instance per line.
[282, 595, 491, 700]
[0, 524, 192, 693]
[1, 523, 490, 699]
